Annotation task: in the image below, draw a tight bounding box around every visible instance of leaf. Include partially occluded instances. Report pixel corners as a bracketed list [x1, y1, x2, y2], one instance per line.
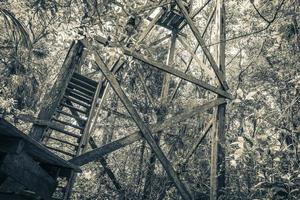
[273, 157, 280, 162]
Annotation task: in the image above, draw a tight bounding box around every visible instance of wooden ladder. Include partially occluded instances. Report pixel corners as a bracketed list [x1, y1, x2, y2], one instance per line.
[41, 72, 104, 199]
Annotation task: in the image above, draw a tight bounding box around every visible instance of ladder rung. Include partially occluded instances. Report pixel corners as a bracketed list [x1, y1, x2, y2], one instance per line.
[56, 110, 86, 124]
[49, 125, 81, 139]
[61, 103, 88, 115]
[52, 118, 84, 130]
[45, 145, 76, 157]
[66, 90, 92, 104]
[70, 77, 97, 92]
[73, 72, 98, 87]
[63, 95, 91, 108]
[66, 88, 93, 100]
[46, 136, 78, 147]
[68, 82, 95, 97]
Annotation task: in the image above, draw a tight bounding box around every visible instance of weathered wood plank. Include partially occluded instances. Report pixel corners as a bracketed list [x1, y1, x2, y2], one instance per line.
[175, 0, 229, 90]
[70, 98, 225, 166]
[123, 48, 233, 99]
[29, 41, 85, 141]
[210, 1, 227, 199]
[89, 56, 193, 200]
[182, 118, 213, 165]
[160, 31, 176, 104]
[0, 118, 81, 172]
[0, 152, 57, 200]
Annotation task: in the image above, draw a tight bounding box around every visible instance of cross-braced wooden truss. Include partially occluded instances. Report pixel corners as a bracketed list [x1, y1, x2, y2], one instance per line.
[27, 0, 232, 199]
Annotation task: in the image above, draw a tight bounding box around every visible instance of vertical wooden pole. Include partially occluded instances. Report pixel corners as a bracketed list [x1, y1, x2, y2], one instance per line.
[161, 31, 177, 104]
[143, 31, 177, 199]
[210, 0, 226, 199]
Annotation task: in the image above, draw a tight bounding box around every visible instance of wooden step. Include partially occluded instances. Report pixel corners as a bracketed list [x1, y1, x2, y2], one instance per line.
[73, 72, 98, 87]
[70, 77, 97, 92]
[45, 145, 76, 157]
[67, 82, 95, 97]
[66, 87, 94, 100]
[63, 95, 91, 108]
[49, 125, 81, 139]
[61, 103, 88, 115]
[56, 110, 86, 124]
[52, 118, 84, 130]
[45, 136, 78, 147]
[66, 90, 93, 104]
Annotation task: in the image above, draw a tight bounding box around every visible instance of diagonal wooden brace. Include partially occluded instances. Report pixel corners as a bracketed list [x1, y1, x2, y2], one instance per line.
[93, 52, 193, 200]
[175, 0, 229, 90]
[123, 47, 233, 99]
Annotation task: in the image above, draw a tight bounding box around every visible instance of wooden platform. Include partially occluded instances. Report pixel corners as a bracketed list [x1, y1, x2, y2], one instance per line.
[0, 118, 81, 200]
[156, 9, 185, 30]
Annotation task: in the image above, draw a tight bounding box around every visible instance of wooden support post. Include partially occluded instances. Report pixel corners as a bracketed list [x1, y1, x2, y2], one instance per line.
[29, 41, 85, 141]
[210, 0, 227, 199]
[92, 55, 193, 200]
[161, 31, 177, 104]
[175, 0, 229, 90]
[143, 31, 177, 199]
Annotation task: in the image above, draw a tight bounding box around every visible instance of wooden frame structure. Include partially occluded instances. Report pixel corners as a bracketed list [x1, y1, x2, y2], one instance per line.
[5, 0, 231, 199]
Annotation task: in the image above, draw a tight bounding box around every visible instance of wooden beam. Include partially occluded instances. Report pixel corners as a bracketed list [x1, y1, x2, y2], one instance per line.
[178, 0, 212, 30]
[160, 31, 177, 104]
[177, 35, 213, 77]
[0, 152, 56, 200]
[182, 118, 213, 165]
[149, 34, 171, 47]
[0, 118, 81, 172]
[123, 48, 233, 99]
[175, 0, 229, 90]
[136, 8, 165, 45]
[210, 1, 227, 199]
[169, 6, 216, 104]
[29, 41, 85, 141]
[89, 138, 124, 197]
[86, 56, 193, 200]
[16, 114, 65, 130]
[70, 98, 226, 166]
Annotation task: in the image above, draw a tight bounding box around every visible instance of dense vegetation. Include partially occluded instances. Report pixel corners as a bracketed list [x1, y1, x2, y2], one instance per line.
[0, 0, 299, 199]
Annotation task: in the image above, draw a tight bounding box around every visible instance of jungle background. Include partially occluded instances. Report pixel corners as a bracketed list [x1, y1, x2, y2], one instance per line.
[0, 0, 299, 199]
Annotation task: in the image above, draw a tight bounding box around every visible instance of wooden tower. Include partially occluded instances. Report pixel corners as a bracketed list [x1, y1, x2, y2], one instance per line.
[26, 0, 232, 199]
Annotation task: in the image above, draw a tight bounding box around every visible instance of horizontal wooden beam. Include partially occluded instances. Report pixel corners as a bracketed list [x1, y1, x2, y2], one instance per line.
[176, 0, 229, 90]
[123, 48, 233, 99]
[69, 98, 226, 166]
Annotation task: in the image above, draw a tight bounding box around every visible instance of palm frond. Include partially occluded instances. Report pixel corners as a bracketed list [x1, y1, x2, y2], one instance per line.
[0, 8, 32, 48]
